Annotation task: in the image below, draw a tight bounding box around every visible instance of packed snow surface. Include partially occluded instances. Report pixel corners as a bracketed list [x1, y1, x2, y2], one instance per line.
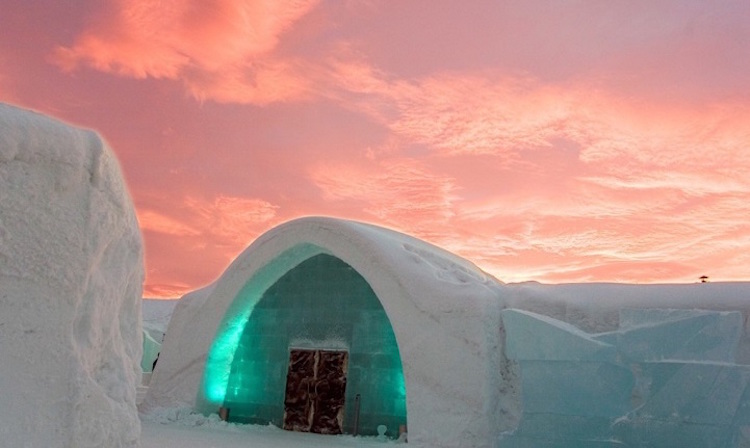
[140, 408, 401, 448]
[0, 103, 144, 447]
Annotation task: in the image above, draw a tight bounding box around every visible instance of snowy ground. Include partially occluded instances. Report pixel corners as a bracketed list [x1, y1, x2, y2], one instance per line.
[140, 413, 397, 448]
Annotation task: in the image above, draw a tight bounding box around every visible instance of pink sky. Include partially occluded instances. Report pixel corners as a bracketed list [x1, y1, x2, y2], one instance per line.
[2, 0, 749, 297]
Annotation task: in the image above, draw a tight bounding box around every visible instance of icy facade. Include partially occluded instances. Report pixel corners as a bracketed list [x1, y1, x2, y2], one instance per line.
[222, 253, 406, 437]
[0, 104, 143, 447]
[500, 308, 750, 447]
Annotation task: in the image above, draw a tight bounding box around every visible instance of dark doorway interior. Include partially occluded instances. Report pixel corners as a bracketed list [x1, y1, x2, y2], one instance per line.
[283, 349, 348, 434]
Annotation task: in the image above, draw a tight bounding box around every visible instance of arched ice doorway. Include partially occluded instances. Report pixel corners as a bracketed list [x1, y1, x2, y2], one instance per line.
[206, 253, 407, 438]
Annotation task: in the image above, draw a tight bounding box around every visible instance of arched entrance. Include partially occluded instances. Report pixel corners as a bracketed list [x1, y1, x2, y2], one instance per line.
[217, 253, 407, 437]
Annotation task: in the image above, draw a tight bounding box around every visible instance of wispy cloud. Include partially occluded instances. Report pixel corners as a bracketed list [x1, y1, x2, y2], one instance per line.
[52, 0, 319, 104]
[317, 57, 750, 285]
[136, 209, 201, 237]
[137, 194, 280, 297]
[183, 195, 279, 245]
[16, 0, 748, 293]
[332, 59, 750, 178]
[389, 76, 572, 157]
[309, 158, 457, 228]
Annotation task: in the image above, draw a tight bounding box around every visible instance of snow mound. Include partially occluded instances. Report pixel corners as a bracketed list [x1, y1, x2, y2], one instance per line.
[0, 103, 144, 447]
[141, 406, 234, 428]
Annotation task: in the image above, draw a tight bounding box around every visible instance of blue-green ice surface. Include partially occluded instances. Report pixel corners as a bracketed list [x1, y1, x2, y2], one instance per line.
[212, 253, 406, 437]
[501, 308, 750, 447]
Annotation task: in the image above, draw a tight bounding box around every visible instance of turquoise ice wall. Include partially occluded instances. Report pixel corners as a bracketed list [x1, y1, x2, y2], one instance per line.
[501, 308, 750, 447]
[221, 253, 407, 437]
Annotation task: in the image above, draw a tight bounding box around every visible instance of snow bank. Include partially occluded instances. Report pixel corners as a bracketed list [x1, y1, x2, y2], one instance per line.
[0, 104, 143, 447]
[144, 217, 507, 448]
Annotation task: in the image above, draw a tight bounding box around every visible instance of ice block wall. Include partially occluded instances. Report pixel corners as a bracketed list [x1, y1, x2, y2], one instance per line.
[222, 253, 407, 437]
[500, 308, 750, 447]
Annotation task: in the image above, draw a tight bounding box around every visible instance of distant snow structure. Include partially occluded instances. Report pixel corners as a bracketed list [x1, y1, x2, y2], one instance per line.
[0, 104, 144, 447]
[143, 217, 508, 447]
[141, 299, 178, 374]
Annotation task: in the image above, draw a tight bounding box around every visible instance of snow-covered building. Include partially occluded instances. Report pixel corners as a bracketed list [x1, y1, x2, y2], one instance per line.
[143, 217, 508, 447]
[144, 217, 750, 448]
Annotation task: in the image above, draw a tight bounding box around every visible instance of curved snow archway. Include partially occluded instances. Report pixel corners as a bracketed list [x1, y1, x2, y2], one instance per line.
[145, 217, 505, 447]
[203, 251, 407, 436]
[199, 243, 324, 409]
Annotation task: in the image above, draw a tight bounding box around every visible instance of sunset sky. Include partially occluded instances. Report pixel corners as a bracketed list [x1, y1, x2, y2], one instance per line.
[2, 0, 749, 297]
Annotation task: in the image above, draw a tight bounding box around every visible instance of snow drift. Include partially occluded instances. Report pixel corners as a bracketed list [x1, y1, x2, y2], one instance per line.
[0, 103, 143, 447]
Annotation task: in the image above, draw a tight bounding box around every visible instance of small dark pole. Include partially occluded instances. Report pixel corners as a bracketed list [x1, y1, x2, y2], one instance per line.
[353, 394, 361, 436]
[219, 407, 230, 421]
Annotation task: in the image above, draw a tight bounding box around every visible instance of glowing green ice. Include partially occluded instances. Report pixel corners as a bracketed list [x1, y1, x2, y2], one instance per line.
[201, 249, 407, 437]
[200, 244, 322, 407]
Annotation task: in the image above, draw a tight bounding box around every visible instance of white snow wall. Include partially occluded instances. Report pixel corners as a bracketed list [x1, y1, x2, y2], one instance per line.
[0, 104, 144, 447]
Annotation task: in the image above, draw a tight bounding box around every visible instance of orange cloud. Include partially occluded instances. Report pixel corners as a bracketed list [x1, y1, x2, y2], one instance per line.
[329, 61, 575, 159]
[389, 76, 571, 157]
[123, 54, 750, 290]
[309, 158, 457, 229]
[183, 195, 280, 245]
[143, 282, 196, 300]
[137, 194, 280, 246]
[310, 59, 750, 286]
[52, 0, 319, 104]
[330, 59, 750, 184]
[137, 194, 280, 297]
[137, 209, 201, 237]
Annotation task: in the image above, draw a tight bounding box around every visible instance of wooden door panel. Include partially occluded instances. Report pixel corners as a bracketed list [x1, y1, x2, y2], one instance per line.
[283, 350, 316, 432]
[283, 349, 348, 435]
[311, 351, 348, 434]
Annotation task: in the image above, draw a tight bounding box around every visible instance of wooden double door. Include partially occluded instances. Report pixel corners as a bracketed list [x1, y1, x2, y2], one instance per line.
[282, 349, 348, 434]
